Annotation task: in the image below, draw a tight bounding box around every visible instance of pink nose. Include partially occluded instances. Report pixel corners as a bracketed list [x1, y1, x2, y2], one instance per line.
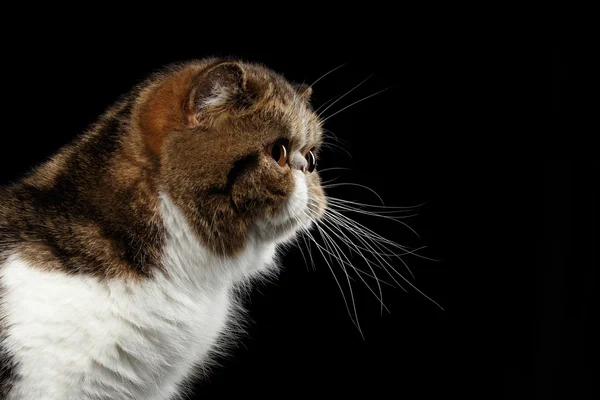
[289, 152, 308, 172]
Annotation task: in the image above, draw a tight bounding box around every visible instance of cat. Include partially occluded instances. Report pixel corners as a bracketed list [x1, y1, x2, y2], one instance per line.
[0, 58, 325, 399]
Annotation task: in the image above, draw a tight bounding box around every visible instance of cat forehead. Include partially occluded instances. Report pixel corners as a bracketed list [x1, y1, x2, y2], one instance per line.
[225, 65, 322, 146]
[232, 100, 321, 149]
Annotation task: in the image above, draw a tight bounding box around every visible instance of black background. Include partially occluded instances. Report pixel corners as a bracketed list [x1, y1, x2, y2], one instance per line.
[0, 14, 595, 400]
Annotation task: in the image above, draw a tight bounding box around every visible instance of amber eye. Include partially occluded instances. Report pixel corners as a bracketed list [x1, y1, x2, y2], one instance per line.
[306, 150, 317, 173]
[268, 140, 288, 167]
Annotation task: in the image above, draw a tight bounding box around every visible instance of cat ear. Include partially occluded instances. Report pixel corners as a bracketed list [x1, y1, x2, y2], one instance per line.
[186, 62, 250, 126]
[294, 83, 313, 103]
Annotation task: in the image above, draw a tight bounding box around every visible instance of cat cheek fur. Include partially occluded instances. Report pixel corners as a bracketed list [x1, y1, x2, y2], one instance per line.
[159, 129, 297, 257]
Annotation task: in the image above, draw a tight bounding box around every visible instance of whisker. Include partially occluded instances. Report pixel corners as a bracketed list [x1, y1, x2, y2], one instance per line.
[302, 221, 363, 334]
[299, 206, 395, 322]
[302, 227, 378, 281]
[290, 182, 443, 332]
[300, 210, 396, 292]
[325, 206, 421, 257]
[314, 222, 364, 338]
[324, 197, 421, 239]
[324, 214, 427, 261]
[324, 204, 420, 278]
[310, 198, 413, 286]
[316, 167, 353, 174]
[321, 176, 343, 186]
[299, 230, 317, 271]
[327, 196, 425, 210]
[319, 140, 353, 158]
[314, 202, 420, 256]
[317, 75, 373, 120]
[322, 182, 386, 206]
[293, 63, 347, 109]
[324, 209, 443, 310]
[314, 94, 344, 114]
[318, 217, 389, 315]
[320, 87, 390, 124]
[322, 210, 414, 285]
[292, 226, 310, 271]
[329, 200, 419, 219]
[309, 63, 347, 89]
[322, 128, 351, 146]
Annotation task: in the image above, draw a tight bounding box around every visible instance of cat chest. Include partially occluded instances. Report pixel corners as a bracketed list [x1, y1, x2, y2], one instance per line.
[1, 256, 232, 398]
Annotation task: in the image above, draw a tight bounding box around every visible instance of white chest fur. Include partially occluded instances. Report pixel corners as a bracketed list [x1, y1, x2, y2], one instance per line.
[0, 195, 278, 400]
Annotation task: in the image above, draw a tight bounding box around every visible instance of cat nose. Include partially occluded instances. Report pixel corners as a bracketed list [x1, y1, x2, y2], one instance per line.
[289, 152, 308, 173]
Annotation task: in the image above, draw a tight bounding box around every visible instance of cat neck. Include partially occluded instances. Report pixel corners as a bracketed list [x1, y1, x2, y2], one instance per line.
[158, 193, 279, 290]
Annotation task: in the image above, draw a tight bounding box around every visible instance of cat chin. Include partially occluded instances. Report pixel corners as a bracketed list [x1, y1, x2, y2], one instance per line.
[252, 217, 307, 245]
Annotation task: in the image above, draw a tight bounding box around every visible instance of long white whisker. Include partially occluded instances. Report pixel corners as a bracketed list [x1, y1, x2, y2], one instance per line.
[314, 94, 343, 114]
[316, 167, 353, 174]
[311, 197, 413, 285]
[292, 226, 310, 271]
[310, 228, 363, 333]
[318, 216, 389, 315]
[296, 216, 364, 332]
[324, 206, 419, 283]
[299, 221, 356, 317]
[319, 141, 353, 158]
[299, 230, 317, 271]
[311, 197, 413, 248]
[317, 75, 373, 120]
[329, 201, 419, 219]
[309, 63, 347, 89]
[320, 177, 343, 186]
[322, 128, 351, 146]
[322, 205, 411, 248]
[323, 195, 421, 239]
[322, 210, 414, 286]
[331, 206, 440, 263]
[311, 212, 388, 299]
[322, 183, 386, 206]
[327, 196, 424, 210]
[314, 222, 364, 338]
[293, 63, 347, 109]
[323, 226, 390, 315]
[289, 168, 443, 329]
[325, 209, 443, 310]
[301, 222, 390, 286]
[320, 87, 390, 124]
[301, 209, 398, 293]
[324, 212, 427, 260]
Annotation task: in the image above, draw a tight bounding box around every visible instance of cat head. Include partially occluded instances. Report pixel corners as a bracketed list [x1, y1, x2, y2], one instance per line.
[136, 59, 325, 257]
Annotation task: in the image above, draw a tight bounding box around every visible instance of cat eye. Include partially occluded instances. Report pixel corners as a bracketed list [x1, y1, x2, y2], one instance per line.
[306, 150, 317, 173]
[267, 140, 288, 167]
